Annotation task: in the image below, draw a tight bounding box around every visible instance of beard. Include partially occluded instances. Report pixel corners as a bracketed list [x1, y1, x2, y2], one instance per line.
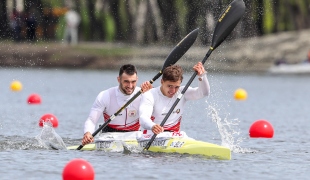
[120, 85, 134, 95]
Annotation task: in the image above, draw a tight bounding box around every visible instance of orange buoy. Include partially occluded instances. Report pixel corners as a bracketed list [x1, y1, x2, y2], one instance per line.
[62, 159, 95, 180]
[10, 80, 23, 91]
[39, 113, 59, 128]
[249, 119, 274, 138]
[234, 88, 247, 100]
[27, 93, 42, 104]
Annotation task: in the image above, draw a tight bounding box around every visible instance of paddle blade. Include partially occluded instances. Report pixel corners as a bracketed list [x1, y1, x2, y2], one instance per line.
[211, 0, 245, 50]
[162, 28, 199, 71]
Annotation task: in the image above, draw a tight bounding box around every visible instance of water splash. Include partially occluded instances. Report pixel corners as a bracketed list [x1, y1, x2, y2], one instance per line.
[208, 105, 252, 153]
[0, 135, 45, 150]
[35, 122, 67, 150]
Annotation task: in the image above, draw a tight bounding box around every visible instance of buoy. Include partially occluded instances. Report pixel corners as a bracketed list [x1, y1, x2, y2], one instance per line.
[62, 159, 95, 180]
[234, 88, 247, 100]
[39, 113, 59, 128]
[27, 93, 41, 104]
[10, 80, 23, 91]
[249, 119, 274, 138]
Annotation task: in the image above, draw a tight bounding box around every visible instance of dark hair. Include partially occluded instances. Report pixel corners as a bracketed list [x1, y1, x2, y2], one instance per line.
[119, 64, 137, 76]
[162, 64, 183, 82]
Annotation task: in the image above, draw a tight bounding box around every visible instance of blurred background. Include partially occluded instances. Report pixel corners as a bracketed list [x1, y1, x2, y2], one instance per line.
[0, 0, 310, 72]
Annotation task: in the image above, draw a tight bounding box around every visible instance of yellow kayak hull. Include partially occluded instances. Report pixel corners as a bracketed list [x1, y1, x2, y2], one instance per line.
[67, 138, 231, 160]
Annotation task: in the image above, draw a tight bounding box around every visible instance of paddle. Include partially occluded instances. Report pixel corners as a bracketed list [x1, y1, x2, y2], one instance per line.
[76, 28, 199, 150]
[143, 0, 245, 150]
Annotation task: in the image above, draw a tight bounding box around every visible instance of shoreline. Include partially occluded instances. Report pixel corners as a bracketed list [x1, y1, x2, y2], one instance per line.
[1, 29, 310, 73]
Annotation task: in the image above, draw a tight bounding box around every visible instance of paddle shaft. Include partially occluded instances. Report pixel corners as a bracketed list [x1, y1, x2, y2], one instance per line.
[76, 72, 162, 150]
[143, 49, 213, 150]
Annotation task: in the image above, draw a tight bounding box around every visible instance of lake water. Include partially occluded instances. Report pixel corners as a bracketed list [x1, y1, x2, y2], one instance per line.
[1, 67, 310, 179]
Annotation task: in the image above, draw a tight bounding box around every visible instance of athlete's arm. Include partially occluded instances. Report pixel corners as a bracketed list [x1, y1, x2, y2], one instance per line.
[84, 91, 109, 134]
[184, 62, 210, 100]
[139, 91, 156, 130]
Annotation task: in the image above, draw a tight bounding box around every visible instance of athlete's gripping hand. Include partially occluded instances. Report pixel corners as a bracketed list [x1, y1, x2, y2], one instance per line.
[152, 124, 164, 135]
[82, 132, 94, 145]
[141, 81, 152, 93]
[193, 62, 206, 76]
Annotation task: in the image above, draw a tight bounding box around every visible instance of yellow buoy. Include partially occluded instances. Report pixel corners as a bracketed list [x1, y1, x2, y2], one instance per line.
[10, 80, 23, 91]
[234, 88, 247, 100]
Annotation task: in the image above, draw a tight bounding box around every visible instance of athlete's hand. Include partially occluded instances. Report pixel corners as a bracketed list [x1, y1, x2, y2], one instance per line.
[141, 81, 152, 93]
[82, 132, 94, 145]
[193, 62, 206, 76]
[152, 124, 164, 135]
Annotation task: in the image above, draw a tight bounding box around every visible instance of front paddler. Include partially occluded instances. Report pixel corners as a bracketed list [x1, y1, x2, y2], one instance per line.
[82, 64, 152, 145]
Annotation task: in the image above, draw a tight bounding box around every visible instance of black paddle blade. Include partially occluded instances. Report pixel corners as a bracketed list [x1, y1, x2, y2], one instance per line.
[211, 0, 245, 50]
[162, 28, 199, 71]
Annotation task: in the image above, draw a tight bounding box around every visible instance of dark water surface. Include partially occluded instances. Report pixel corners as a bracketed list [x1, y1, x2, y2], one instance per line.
[1, 68, 310, 179]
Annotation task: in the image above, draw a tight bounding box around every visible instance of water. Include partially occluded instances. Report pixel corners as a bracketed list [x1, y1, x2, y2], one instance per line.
[1, 67, 310, 179]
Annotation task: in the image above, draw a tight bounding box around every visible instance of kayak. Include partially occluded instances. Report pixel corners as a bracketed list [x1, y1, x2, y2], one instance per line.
[269, 63, 310, 74]
[67, 131, 231, 160]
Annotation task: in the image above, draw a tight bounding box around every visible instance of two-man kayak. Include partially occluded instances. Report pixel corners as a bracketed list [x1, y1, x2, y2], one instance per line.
[67, 131, 231, 160]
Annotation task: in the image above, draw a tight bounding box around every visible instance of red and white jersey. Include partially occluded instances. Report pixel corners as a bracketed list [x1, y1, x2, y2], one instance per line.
[139, 74, 210, 131]
[84, 86, 141, 134]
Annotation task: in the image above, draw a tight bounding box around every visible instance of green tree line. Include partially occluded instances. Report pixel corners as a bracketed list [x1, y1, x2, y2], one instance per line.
[0, 0, 309, 44]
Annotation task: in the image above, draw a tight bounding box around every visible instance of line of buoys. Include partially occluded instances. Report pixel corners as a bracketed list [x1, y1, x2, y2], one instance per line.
[249, 119, 274, 138]
[9, 80, 70, 177]
[233, 89, 274, 138]
[8, 81, 57, 128]
[234, 88, 247, 100]
[62, 159, 95, 180]
[39, 113, 59, 128]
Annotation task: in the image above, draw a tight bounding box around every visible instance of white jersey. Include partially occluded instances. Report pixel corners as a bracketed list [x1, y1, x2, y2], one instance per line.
[84, 86, 141, 134]
[139, 74, 210, 131]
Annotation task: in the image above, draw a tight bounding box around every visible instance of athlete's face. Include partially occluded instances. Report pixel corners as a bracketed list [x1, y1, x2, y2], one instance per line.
[160, 79, 181, 98]
[118, 73, 138, 95]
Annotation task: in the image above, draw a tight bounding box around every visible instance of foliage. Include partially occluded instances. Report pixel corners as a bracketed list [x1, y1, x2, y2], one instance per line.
[104, 13, 116, 42]
[1, 0, 310, 42]
[263, 0, 274, 34]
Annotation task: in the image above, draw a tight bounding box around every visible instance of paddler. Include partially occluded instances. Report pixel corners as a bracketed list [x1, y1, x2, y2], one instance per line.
[82, 64, 152, 145]
[139, 62, 210, 135]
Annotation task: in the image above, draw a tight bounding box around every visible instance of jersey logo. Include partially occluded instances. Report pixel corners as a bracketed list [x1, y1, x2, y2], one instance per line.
[128, 110, 136, 117]
[161, 109, 180, 115]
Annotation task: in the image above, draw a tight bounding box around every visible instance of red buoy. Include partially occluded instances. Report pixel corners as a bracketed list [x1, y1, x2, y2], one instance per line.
[27, 93, 41, 104]
[62, 159, 95, 180]
[249, 119, 274, 138]
[39, 113, 59, 128]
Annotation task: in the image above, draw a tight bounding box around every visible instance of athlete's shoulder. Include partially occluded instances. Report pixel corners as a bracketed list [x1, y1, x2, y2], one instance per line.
[144, 86, 158, 95]
[140, 86, 155, 99]
[97, 86, 118, 99]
